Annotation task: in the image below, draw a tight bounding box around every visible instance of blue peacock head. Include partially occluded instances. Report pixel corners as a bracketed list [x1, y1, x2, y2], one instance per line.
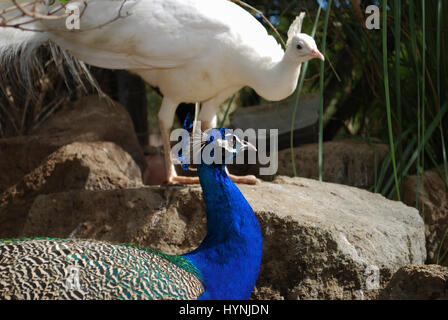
[176, 116, 256, 170]
[200, 128, 257, 167]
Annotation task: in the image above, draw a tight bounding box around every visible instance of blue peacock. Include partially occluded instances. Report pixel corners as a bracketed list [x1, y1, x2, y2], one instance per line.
[0, 128, 263, 300]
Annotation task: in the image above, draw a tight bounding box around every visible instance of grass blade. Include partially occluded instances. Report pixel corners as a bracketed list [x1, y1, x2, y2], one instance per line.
[382, 0, 401, 200]
[420, 0, 426, 215]
[387, 101, 448, 199]
[375, 128, 413, 194]
[409, 0, 422, 209]
[319, 0, 333, 181]
[394, 0, 402, 158]
[290, 5, 322, 177]
[436, 0, 448, 188]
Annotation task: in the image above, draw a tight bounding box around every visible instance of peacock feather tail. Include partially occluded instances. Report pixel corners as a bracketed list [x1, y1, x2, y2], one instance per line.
[0, 238, 203, 300]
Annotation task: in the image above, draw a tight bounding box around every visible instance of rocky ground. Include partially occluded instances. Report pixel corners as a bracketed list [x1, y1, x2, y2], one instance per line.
[0, 96, 447, 300]
[380, 265, 448, 300]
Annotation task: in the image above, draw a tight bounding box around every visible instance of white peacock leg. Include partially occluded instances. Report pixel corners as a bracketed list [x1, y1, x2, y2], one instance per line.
[158, 98, 201, 184]
[158, 97, 179, 184]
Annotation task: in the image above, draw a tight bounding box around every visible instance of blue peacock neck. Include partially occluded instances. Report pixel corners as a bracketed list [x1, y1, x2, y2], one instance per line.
[184, 163, 263, 300]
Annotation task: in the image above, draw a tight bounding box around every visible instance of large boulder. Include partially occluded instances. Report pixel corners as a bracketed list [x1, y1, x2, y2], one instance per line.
[0, 141, 143, 238]
[249, 177, 425, 300]
[0, 95, 146, 193]
[22, 186, 206, 254]
[402, 167, 448, 265]
[18, 176, 425, 300]
[276, 140, 389, 188]
[380, 265, 448, 300]
[230, 140, 389, 188]
[229, 94, 319, 150]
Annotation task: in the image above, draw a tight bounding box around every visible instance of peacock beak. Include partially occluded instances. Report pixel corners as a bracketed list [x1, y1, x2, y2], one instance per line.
[311, 49, 325, 61]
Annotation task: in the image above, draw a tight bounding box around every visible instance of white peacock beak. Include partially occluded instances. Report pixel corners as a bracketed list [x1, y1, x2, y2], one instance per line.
[311, 49, 325, 61]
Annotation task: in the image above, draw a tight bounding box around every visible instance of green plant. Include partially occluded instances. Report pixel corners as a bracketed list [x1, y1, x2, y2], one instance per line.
[318, 0, 333, 181]
[289, 4, 322, 177]
[239, 1, 447, 229]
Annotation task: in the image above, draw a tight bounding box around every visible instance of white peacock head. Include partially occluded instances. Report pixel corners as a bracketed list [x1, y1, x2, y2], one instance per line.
[286, 12, 325, 62]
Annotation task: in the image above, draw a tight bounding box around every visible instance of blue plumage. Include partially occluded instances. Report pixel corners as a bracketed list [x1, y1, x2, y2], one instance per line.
[186, 160, 263, 299]
[182, 127, 262, 299]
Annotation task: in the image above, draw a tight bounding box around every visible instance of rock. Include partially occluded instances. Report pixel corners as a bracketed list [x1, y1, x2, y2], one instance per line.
[402, 168, 448, 265]
[380, 265, 448, 300]
[276, 140, 389, 188]
[17, 176, 425, 300]
[251, 177, 425, 300]
[229, 94, 319, 150]
[251, 286, 285, 300]
[3, 141, 143, 195]
[0, 95, 146, 193]
[0, 142, 143, 238]
[22, 186, 206, 254]
[144, 151, 167, 186]
[229, 139, 389, 187]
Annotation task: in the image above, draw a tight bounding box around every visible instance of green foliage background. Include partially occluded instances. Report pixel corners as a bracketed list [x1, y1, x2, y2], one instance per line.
[237, 0, 447, 193]
[237, 0, 448, 263]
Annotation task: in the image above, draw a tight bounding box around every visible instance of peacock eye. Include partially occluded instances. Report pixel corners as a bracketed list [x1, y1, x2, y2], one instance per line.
[296, 44, 303, 50]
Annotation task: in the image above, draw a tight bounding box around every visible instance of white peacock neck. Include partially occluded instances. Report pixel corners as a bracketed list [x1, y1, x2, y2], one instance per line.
[245, 47, 309, 102]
